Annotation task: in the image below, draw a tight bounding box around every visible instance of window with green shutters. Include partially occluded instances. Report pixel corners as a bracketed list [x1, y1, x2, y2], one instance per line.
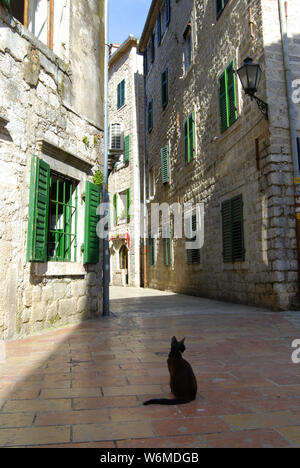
[218, 61, 238, 133]
[161, 144, 170, 184]
[113, 189, 131, 225]
[221, 194, 245, 263]
[124, 135, 130, 163]
[27, 155, 100, 265]
[184, 112, 195, 164]
[148, 99, 153, 133]
[83, 181, 101, 265]
[149, 237, 156, 266]
[161, 68, 168, 109]
[185, 213, 200, 264]
[117, 79, 125, 109]
[216, 0, 229, 18]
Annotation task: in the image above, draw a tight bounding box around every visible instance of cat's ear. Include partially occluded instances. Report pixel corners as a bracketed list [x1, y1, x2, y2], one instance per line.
[171, 336, 177, 346]
[179, 338, 186, 353]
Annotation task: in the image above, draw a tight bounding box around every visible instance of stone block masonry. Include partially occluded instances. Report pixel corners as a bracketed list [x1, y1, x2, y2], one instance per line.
[140, 0, 300, 310]
[0, 1, 104, 339]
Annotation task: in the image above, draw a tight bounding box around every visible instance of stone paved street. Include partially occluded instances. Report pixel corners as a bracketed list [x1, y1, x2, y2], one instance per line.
[1, 286, 300, 448]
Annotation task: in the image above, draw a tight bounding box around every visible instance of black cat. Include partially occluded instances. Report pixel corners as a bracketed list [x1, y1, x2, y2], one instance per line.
[144, 336, 197, 405]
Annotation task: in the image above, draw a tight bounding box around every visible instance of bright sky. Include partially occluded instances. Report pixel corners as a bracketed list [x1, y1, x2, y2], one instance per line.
[109, 0, 152, 45]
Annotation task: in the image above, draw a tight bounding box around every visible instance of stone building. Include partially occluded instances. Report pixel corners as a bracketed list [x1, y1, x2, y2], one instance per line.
[0, 0, 105, 339]
[108, 36, 144, 287]
[139, 0, 300, 310]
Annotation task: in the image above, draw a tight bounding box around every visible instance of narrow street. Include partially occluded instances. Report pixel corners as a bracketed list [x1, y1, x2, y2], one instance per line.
[0, 286, 300, 448]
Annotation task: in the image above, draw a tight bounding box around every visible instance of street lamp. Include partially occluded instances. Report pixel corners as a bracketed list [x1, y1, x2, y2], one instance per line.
[237, 57, 268, 120]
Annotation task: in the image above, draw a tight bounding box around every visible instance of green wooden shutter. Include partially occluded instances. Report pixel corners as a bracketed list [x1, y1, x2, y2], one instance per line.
[231, 195, 244, 262]
[113, 193, 118, 225]
[222, 199, 233, 262]
[227, 61, 237, 126]
[222, 195, 244, 263]
[126, 188, 131, 222]
[189, 112, 195, 160]
[184, 120, 189, 164]
[83, 181, 101, 264]
[124, 135, 130, 163]
[219, 72, 227, 133]
[117, 83, 120, 109]
[161, 69, 168, 109]
[121, 80, 125, 106]
[161, 144, 170, 184]
[165, 0, 171, 26]
[157, 12, 161, 46]
[148, 99, 153, 132]
[149, 237, 156, 266]
[27, 155, 50, 262]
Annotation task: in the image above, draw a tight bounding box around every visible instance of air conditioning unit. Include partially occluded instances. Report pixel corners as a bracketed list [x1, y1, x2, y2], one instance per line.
[109, 123, 124, 151]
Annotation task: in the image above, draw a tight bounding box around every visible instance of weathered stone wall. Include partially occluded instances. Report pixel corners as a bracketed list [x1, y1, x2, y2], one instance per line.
[143, 0, 299, 310]
[108, 39, 144, 287]
[0, 1, 104, 339]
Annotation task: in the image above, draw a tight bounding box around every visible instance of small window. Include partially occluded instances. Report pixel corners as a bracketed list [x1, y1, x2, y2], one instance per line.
[183, 24, 193, 74]
[216, 0, 229, 19]
[148, 99, 153, 133]
[222, 194, 245, 263]
[117, 80, 125, 109]
[218, 61, 238, 133]
[161, 68, 168, 109]
[12, 0, 55, 50]
[114, 189, 131, 225]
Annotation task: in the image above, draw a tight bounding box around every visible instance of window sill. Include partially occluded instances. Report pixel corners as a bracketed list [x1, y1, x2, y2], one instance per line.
[117, 104, 127, 112]
[34, 262, 86, 277]
[216, 117, 242, 142]
[183, 63, 194, 80]
[223, 261, 249, 271]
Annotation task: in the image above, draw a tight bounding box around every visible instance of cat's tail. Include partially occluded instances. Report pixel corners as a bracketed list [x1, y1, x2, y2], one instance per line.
[143, 398, 192, 406]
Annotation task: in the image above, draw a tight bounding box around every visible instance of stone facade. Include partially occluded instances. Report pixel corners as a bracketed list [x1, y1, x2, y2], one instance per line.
[108, 37, 144, 287]
[0, 1, 105, 339]
[139, 0, 300, 310]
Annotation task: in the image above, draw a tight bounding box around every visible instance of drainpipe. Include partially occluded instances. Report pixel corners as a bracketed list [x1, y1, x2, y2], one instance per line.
[103, 0, 110, 316]
[142, 71, 148, 287]
[278, 0, 300, 303]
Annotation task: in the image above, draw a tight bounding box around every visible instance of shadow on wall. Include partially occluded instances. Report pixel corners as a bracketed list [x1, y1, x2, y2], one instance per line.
[145, 0, 300, 311]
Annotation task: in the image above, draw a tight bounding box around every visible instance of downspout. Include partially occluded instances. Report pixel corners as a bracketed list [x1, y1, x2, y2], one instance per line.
[142, 66, 148, 287]
[135, 49, 141, 287]
[278, 0, 300, 303]
[103, 0, 110, 316]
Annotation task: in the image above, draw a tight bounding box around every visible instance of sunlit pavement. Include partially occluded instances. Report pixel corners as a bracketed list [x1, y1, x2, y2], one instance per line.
[0, 286, 300, 448]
